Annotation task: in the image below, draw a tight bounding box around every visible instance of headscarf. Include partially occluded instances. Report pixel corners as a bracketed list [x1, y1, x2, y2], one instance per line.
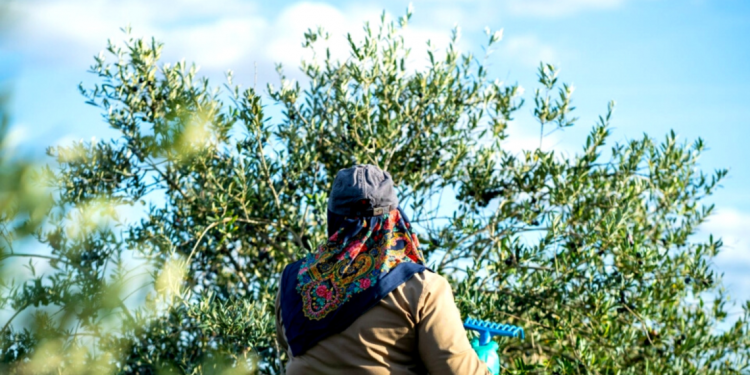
[279, 206, 428, 356]
[296, 207, 425, 320]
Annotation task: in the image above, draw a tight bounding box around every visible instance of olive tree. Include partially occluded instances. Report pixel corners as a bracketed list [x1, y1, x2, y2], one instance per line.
[1, 10, 748, 375]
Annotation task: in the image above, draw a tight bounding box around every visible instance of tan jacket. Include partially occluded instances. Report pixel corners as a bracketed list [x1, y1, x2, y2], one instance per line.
[275, 271, 491, 375]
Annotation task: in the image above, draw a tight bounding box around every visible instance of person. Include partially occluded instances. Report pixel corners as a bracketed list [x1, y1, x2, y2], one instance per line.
[275, 164, 491, 375]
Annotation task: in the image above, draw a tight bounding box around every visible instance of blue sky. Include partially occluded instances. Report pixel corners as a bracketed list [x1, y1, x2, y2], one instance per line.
[1, 0, 749, 303]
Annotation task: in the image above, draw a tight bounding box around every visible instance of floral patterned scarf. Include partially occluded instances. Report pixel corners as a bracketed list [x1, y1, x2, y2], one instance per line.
[296, 207, 425, 320]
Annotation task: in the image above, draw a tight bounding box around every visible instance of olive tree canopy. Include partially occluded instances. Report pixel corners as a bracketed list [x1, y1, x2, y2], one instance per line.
[1, 10, 748, 375]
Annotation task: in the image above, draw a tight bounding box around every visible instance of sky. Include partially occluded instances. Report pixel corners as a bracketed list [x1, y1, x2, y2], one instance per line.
[1, 0, 749, 306]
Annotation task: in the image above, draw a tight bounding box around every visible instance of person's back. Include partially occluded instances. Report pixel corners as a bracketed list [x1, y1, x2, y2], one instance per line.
[275, 165, 491, 375]
[276, 270, 490, 374]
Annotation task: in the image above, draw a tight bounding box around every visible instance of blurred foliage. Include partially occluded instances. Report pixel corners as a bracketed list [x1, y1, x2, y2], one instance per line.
[1, 9, 749, 375]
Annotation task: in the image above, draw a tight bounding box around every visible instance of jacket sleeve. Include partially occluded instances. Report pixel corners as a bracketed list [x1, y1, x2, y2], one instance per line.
[416, 273, 492, 375]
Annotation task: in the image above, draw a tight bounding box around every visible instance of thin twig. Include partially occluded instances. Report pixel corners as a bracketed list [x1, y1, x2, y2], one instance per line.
[0, 253, 69, 265]
[186, 218, 230, 264]
[1, 302, 30, 334]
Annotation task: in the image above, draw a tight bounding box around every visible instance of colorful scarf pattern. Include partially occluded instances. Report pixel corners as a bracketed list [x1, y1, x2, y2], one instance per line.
[296, 207, 424, 320]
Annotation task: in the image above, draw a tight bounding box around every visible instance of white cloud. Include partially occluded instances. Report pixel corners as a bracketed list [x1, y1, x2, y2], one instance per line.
[6, 0, 266, 69]
[502, 120, 548, 154]
[408, 0, 627, 22]
[262, 3, 461, 78]
[4, 0, 500, 154]
[703, 208, 750, 266]
[410, 0, 628, 20]
[499, 35, 558, 67]
[499, 115, 583, 162]
[505, 0, 625, 17]
[164, 17, 267, 71]
[700, 208, 750, 306]
[263, 2, 355, 72]
[5, 0, 465, 81]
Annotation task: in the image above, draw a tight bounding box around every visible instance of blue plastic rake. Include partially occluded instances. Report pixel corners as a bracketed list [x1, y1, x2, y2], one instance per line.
[463, 318, 525, 345]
